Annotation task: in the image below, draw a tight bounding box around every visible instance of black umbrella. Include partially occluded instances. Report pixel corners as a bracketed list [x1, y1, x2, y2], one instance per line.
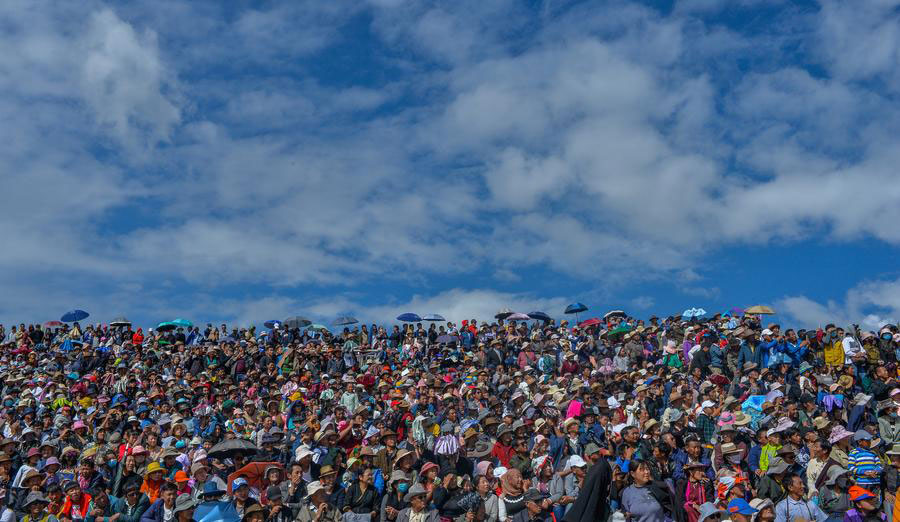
[109, 317, 131, 327]
[334, 316, 358, 326]
[494, 308, 513, 320]
[283, 316, 312, 329]
[207, 438, 259, 459]
[527, 311, 552, 322]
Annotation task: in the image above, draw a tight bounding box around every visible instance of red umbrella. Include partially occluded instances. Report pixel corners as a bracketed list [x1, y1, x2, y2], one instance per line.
[227, 462, 284, 494]
[578, 318, 602, 328]
[43, 321, 64, 328]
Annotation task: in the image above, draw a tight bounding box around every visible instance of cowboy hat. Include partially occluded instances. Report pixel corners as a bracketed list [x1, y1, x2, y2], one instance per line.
[403, 483, 428, 503]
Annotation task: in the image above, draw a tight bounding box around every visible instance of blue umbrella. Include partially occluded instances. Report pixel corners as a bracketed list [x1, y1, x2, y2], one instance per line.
[263, 320, 281, 329]
[172, 318, 193, 328]
[60, 310, 89, 323]
[527, 311, 552, 322]
[334, 316, 358, 326]
[564, 303, 588, 314]
[397, 313, 422, 322]
[564, 303, 588, 322]
[423, 314, 445, 322]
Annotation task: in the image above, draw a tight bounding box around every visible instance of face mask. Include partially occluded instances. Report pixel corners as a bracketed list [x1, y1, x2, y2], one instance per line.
[397, 483, 409, 493]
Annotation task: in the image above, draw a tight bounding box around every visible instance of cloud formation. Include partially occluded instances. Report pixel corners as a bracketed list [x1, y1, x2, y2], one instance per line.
[1, 0, 899, 325]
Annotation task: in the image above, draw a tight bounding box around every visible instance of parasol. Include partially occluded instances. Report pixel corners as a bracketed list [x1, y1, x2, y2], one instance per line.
[283, 316, 312, 329]
[527, 311, 552, 322]
[745, 305, 776, 315]
[226, 462, 283, 494]
[207, 438, 259, 460]
[494, 308, 514, 320]
[506, 312, 531, 321]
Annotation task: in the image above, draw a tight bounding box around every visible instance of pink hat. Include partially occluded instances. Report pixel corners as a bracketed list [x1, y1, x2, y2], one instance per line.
[72, 420, 86, 430]
[131, 445, 148, 455]
[828, 425, 853, 444]
[717, 412, 735, 427]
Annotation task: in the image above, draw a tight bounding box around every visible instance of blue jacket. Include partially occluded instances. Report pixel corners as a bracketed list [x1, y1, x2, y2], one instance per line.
[737, 341, 764, 370]
[710, 344, 725, 368]
[673, 451, 714, 481]
[140, 499, 172, 522]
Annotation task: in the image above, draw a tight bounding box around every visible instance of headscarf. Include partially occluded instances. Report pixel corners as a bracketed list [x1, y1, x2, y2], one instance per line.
[500, 468, 523, 498]
[475, 461, 492, 477]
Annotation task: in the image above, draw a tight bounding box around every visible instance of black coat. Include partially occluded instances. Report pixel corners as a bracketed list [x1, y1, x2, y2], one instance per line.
[563, 459, 611, 522]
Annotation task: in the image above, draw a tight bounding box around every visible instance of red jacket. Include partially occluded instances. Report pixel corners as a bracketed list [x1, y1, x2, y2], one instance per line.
[491, 441, 516, 467]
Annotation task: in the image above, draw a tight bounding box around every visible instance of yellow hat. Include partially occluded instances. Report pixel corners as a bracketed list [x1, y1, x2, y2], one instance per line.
[145, 461, 164, 476]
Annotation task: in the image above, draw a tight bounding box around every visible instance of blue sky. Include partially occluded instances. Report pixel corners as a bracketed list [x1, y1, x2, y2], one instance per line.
[2, 0, 900, 330]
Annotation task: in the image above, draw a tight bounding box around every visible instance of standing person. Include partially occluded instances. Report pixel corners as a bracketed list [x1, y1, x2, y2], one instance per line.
[848, 431, 882, 497]
[774, 473, 827, 522]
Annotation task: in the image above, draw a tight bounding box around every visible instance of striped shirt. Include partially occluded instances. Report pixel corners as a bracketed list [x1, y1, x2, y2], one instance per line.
[847, 447, 882, 485]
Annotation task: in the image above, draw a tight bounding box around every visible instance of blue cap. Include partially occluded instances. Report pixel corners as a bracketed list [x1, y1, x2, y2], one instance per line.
[728, 499, 758, 516]
[232, 477, 248, 490]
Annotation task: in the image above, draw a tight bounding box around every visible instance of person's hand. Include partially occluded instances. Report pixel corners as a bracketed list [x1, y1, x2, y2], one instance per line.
[385, 506, 398, 519]
[109, 514, 121, 521]
[559, 495, 574, 505]
[466, 511, 476, 522]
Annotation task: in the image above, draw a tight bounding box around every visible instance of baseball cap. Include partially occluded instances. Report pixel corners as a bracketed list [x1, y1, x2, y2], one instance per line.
[849, 486, 876, 502]
[232, 477, 249, 490]
[701, 400, 716, 409]
[728, 499, 758, 515]
[853, 430, 873, 441]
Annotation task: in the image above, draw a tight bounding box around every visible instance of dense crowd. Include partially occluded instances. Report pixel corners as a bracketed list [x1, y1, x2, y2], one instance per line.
[1, 310, 900, 522]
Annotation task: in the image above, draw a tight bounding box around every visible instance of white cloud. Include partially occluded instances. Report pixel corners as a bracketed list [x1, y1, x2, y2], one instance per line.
[327, 288, 571, 326]
[631, 296, 655, 310]
[80, 9, 180, 147]
[778, 277, 900, 330]
[1, 0, 900, 326]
